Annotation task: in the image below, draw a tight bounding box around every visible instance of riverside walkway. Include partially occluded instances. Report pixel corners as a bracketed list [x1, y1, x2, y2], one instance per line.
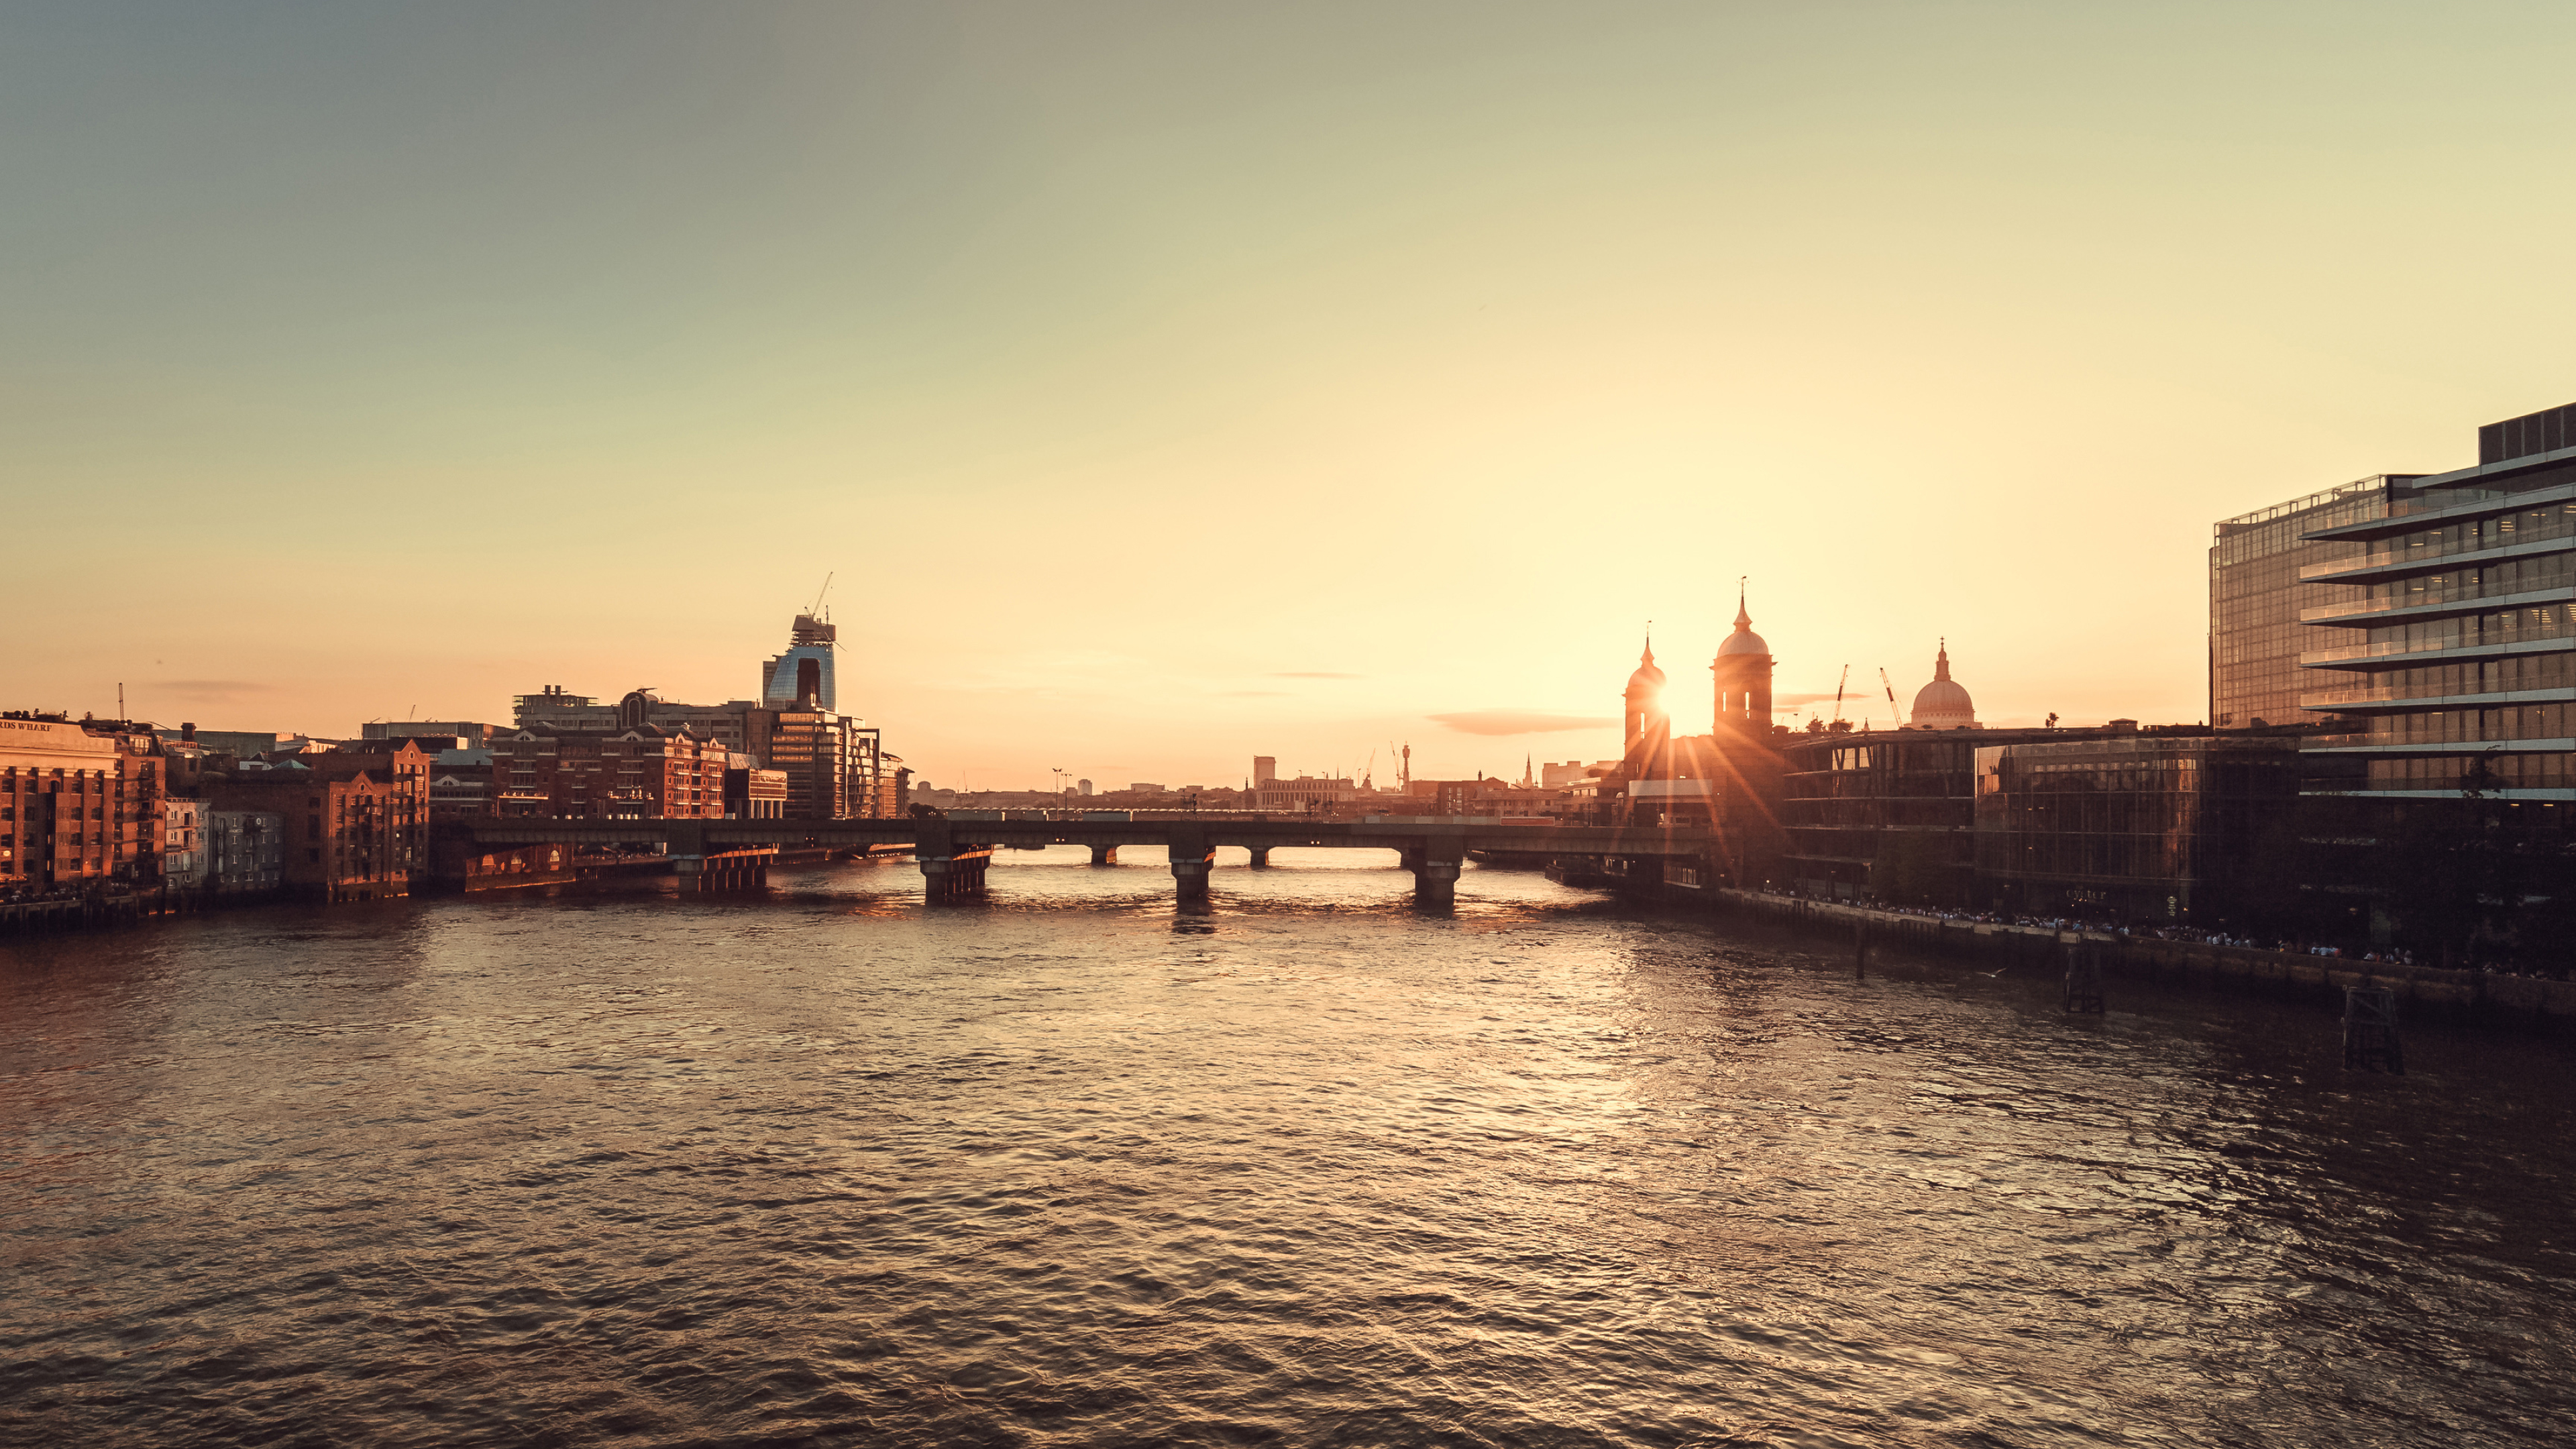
[1715, 888, 2576, 1026]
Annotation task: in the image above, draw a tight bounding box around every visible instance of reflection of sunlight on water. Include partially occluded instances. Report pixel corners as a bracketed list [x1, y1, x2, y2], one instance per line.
[3, 859, 2573, 1447]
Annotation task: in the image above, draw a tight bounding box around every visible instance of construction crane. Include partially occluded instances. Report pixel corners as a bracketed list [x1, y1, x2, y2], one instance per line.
[1879, 667, 1902, 731]
[1360, 747, 1377, 791]
[1831, 664, 1850, 724]
[805, 571, 834, 620]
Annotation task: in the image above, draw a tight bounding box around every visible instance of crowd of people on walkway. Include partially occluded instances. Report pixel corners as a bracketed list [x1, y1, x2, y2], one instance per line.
[1746, 886, 2465, 972]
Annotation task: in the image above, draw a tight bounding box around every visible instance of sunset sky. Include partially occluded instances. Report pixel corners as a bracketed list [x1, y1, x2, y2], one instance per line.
[11, 3, 2576, 789]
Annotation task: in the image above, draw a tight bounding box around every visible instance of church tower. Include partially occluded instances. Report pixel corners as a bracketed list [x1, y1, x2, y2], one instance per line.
[1711, 582, 1774, 735]
[1623, 635, 1667, 751]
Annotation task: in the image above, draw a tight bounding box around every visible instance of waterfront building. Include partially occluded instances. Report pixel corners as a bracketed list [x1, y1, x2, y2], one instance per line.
[2210, 476, 2423, 729]
[723, 756, 789, 819]
[160, 797, 207, 890]
[1972, 730, 2304, 921]
[207, 763, 414, 903]
[513, 687, 765, 757]
[513, 674, 900, 820]
[2292, 402, 2576, 804]
[489, 726, 727, 820]
[0, 716, 126, 892]
[203, 810, 284, 894]
[1540, 760, 1618, 788]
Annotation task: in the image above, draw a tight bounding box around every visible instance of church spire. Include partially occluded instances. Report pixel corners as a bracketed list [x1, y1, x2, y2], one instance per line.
[1935, 638, 1951, 682]
[1734, 576, 1750, 631]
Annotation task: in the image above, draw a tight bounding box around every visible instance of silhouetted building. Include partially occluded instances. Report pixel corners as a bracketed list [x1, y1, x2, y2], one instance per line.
[1972, 731, 2306, 921]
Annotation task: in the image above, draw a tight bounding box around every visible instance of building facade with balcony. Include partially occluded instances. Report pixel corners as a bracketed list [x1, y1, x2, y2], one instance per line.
[2295, 401, 2576, 802]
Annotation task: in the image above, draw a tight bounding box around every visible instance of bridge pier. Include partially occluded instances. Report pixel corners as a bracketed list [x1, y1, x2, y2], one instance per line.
[1246, 847, 1273, 869]
[1408, 849, 1463, 909]
[919, 851, 992, 903]
[1168, 828, 1214, 904]
[1089, 845, 1118, 866]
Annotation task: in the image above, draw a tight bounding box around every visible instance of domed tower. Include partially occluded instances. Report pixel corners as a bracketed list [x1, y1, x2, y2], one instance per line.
[1909, 641, 1980, 729]
[1623, 635, 1667, 751]
[1711, 582, 1774, 735]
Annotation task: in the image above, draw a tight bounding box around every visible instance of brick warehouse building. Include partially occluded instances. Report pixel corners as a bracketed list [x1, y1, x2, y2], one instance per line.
[1, 716, 153, 893]
[488, 724, 729, 820]
[207, 743, 432, 903]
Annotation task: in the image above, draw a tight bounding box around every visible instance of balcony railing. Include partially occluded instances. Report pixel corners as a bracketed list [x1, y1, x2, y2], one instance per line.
[2300, 638, 2454, 665]
[2298, 596, 2400, 622]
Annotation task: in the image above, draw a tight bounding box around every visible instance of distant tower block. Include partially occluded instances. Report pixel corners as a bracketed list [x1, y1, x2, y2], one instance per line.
[761, 614, 839, 712]
[1253, 756, 1277, 787]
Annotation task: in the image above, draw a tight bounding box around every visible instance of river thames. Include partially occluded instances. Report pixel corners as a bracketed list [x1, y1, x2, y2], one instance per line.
[3, 849, 2572, 1447]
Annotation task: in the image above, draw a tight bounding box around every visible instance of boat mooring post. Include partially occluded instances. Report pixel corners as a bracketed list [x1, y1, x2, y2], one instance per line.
[2063, 938, 2105, 1014]
[2343, 984, 2404, 1073]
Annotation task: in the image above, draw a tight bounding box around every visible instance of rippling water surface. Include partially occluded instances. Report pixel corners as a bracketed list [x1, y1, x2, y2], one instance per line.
[5, 849, 2574, 1447]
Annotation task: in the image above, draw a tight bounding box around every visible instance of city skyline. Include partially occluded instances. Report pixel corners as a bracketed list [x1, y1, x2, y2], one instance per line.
[15, 3, 2576, 787]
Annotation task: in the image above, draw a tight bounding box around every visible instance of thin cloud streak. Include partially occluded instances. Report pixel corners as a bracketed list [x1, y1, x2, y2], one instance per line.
[1430, 710, 1619, 737]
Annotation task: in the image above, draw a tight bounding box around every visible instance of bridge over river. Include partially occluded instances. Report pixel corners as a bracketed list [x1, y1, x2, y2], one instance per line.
[455, 813, 1723, 906]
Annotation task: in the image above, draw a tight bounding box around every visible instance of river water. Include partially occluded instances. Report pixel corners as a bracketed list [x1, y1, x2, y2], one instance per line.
[3, 849, 2573, 1448]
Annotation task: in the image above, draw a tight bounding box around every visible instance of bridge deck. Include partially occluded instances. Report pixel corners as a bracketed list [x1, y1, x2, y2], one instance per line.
[460, 816, 1719, 858]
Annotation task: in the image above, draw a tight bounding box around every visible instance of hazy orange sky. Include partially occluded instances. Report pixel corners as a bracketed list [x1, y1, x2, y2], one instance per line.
[11, 3, 2576, 789]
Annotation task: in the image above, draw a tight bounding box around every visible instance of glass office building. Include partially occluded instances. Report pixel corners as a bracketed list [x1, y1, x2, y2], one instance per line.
[2297, 402, 2576, 801]
[1972, 733, 2303, 921]
[2210, 476, 2420, 729]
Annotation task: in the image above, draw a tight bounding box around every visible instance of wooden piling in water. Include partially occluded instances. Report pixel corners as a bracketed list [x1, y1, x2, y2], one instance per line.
[2063, 941, 2105, 1014]
[2343, 985, 2404, 1073]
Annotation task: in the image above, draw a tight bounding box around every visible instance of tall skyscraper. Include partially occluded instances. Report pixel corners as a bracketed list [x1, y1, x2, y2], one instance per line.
[2210, 476, 2420, 729]
[761, 614, 837, 712]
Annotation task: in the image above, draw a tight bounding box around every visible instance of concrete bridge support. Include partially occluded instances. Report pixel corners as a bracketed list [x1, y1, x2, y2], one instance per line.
[1246, 847, 1273, 868]
[1168, 829, 1215, 904]
[919, 851, 992, 903]
[1089, 845, 1118, 866]
[674, 853, 772, 894]
[1405, 847, 1464, 909]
